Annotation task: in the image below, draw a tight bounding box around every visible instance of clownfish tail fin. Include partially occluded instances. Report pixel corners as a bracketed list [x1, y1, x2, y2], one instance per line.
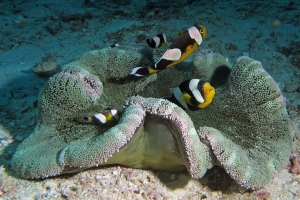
[130, 66, 151, 77]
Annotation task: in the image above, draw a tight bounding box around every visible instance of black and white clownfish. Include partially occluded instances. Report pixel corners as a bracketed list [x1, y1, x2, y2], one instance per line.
[165, 79, 215, 111]
[130, 24, 206, 77]
[146, 33, 167, 48]
[83, 109, 119, 125]
[109, 43, 119, 48]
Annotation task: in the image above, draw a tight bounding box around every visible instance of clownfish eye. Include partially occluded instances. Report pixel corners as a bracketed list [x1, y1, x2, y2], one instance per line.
[200, 29, 204, 33]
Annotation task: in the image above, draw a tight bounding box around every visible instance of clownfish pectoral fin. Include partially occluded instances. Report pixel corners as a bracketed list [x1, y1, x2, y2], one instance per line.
[161, 43, 168, 49]
[175, 31, 181, 36]
[130, 66, 160, 77]
[181, 93, 193, 106]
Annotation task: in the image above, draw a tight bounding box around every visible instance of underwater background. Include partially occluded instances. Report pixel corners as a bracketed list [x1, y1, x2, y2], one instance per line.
[0, 0, 299, 199]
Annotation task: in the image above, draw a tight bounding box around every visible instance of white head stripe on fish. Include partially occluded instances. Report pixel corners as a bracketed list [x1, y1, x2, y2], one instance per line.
[169, 87, 189, 110]
[161, 48, 182, 61]
[188, 26, 203, 45]
[94, 113, 106, 124]
[189, 79, 204, 103]
[153, 36, 160, 47]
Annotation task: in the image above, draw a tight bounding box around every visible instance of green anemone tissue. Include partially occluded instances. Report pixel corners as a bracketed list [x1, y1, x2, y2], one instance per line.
[194, 56, 292, 189]
[11, 46, 156, 179]
[11, 47, 292, 191]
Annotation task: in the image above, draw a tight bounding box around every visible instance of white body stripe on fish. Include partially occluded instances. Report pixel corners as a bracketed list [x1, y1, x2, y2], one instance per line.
[162, 34, 167, 43]
[153, 37, 160, 47]
[94, 113, 106, 124]
[161, 48, 181, 61]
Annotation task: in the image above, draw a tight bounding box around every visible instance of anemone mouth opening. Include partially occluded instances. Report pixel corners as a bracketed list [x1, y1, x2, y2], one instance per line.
[210, 65, 231, 87]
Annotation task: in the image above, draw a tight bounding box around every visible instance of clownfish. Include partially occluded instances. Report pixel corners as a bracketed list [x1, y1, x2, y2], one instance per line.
[130, 24, 206, 77]
[83, 109, 119, 125]
[166, 79, 215, 111]
[146, 33, 167, 48]
[109, 43, 119, 48]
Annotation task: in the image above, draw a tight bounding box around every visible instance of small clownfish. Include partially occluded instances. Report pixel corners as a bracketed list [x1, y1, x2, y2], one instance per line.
[130, 24, 206, 77]
[166, 79, 215, 111]
[146, 33, 167, 48]
[83, 109, 119, 125]
[109, 43, 119, 48]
